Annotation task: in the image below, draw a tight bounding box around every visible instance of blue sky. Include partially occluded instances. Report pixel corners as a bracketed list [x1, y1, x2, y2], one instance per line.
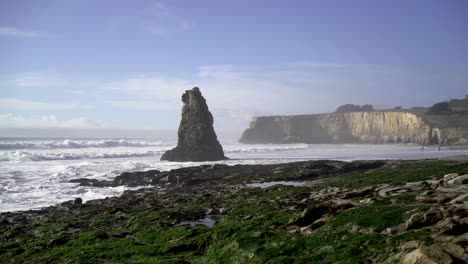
[0, 0, 467, 138]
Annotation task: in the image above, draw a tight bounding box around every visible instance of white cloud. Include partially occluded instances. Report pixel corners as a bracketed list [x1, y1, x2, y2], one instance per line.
[143, 2, 192, 36]
[15, 73, 65, 87]
[0, 98, 92, 110]
[0, 62, 408, 133]
[108, 1, 192, 37]
[284, 62, 373, 69]
[108, 76, 192, 98]
[2, 62, 458, 134]
[0, 72, 67, 88]
[106, 100, 178, 110]
[0, 114, 102, 129]
[104, 64, 323, 125]
[106, 62, 395, 126]
[0, 27, 41, 38]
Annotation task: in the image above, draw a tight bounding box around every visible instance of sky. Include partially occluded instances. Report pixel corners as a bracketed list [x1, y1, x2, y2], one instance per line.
[0, 0, 467, 138]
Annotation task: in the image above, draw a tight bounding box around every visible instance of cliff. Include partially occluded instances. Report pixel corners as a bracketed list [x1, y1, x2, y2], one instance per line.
[240, 111, 468, 145]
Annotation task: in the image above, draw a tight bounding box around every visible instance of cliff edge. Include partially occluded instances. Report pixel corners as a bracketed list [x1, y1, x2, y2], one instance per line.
[240, 111, 468, 145]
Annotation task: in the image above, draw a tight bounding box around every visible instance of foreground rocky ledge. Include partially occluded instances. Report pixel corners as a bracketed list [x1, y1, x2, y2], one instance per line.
[1, 159, 468, 263]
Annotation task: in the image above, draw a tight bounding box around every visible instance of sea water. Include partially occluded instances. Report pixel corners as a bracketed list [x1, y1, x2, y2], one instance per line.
[1, 137, 466, 212]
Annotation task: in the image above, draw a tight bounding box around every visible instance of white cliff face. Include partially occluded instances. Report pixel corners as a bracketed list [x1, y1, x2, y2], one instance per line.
[343, 112, 431, 144]
[240, 111, 468, 145]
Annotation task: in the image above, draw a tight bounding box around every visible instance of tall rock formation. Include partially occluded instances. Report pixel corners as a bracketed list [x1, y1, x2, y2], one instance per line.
[161, 87, 226, 161]
[240, 111, 468, 145]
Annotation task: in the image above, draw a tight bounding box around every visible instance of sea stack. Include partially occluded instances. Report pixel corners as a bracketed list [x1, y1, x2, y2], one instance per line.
[161, 87, 227, 162]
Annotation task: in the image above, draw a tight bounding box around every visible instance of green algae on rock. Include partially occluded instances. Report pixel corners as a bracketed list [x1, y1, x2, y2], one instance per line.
[1, 159, 468, 263]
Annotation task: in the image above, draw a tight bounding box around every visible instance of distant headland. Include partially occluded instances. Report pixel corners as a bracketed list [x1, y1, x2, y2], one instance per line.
[240, 95, 468, 145]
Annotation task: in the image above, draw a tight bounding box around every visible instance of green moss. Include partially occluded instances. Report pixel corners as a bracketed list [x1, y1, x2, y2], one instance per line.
[381, 194, 417, 204]
[0, 202, 424, 263]
[201, 229, 305, 263]
[330, 205, 413, 232]
[3, 160, 467, 263]
[394, 229, 433, 244]
[315, 160, 468, 189]
[302, 230, 390, 263]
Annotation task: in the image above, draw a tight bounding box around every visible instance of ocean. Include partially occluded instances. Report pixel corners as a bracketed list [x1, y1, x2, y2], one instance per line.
[1, 137, 467, 213]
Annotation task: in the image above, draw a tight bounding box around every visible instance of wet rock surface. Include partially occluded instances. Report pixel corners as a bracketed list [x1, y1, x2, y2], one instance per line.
[161, 87, 226, 161]
[2, 159, 468, 263]
[69, 160, 384, 188]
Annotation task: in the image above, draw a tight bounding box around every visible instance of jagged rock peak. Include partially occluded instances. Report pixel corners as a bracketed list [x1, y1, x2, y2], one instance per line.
[161, 87, 227, 162]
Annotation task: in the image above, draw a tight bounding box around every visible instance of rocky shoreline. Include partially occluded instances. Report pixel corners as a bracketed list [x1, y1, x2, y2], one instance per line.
[1, 159, 468, 263]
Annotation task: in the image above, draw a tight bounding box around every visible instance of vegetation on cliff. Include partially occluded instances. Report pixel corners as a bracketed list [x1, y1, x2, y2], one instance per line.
[427, 95, 468, 115]
[427, 102, 453, 115]
[335, 104, 374, 113]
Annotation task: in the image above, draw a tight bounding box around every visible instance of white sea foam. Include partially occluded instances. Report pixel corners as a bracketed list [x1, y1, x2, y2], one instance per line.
[0, 149, 167, 162]
[0, 138, 467, 213]
[0, 138, 171, 150]
[0, 142, 313, 162]
[223, 143, 310, 153]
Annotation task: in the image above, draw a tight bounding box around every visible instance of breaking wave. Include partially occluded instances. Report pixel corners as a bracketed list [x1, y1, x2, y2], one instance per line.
[0, 143, 313, 162]
[0, 150, 166, 162]
[0, 139, 171, 150]
[224, 144, 310, 153]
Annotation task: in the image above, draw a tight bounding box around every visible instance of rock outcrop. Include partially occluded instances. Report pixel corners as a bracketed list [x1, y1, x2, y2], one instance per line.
[161, 87, 226, 161]
[4, 159, 468, 262]
[71, 160, 384, 188]
[240, 111, 468, 145]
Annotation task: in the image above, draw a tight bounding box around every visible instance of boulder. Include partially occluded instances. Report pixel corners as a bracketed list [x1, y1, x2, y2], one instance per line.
[73, 198, 83, 205]
[161, 87, 227, 161]
[440, 243, 468, 263]
[404, 209, 443, 230]
[447, 174, 468, 185]
[401, 246, 453, 264]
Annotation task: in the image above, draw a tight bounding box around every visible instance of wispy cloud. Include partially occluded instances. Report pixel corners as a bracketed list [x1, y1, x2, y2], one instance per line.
[0, 27, 42, 38]
[283, 62, 383, 69]
[2, 61, 458, 133]
[105, 62, 400, 129]
[0, 114, 102, 129]
[143, 2, 192, 36]
[0, 72, 67, 88]
[106, 100, 178, 110]
[109, 1, 192, 37]
[108, 75, 192, 98]
[0, 98, 92, 110]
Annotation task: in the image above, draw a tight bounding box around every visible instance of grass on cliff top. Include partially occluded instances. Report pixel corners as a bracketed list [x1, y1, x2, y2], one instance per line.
[312, 159, 468, 189]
